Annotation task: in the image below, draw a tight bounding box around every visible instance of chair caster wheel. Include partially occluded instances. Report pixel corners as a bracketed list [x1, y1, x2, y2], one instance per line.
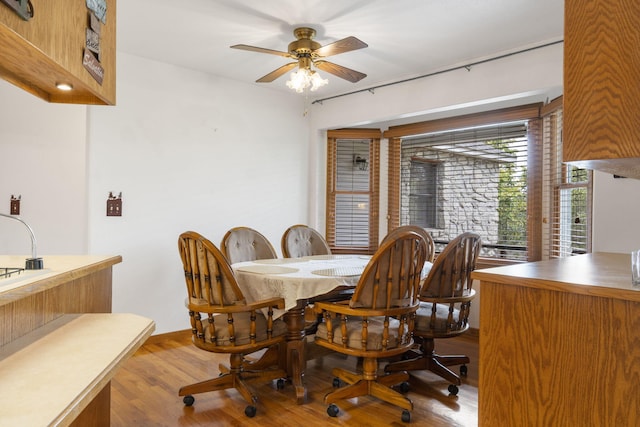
[401, 409, 411, 423]
[448, 384, 459, 395]
[332, 377, 341, 388]
[244, 405, 257, 417]
[460, 364, 468, 376]
[399, 381, 410, 393]
[327, 403, 339, 417]
[182, 395, 195, 406]
[276, 378, 285, 390]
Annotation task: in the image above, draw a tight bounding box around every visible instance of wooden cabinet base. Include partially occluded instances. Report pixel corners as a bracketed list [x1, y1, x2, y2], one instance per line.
[70, 383, 110, 427]
[479, 281, 640, 426]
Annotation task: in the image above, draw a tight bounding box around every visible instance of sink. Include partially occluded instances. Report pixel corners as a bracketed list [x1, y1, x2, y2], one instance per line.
[0, 267, 24, 279]
[0, 268, 51, 292]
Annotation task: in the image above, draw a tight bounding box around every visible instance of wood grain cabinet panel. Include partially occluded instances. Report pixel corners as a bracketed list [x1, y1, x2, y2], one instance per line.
[0, 0, 116, 104]
[564, 0, 640, 179]
[474, 253, 640, 426]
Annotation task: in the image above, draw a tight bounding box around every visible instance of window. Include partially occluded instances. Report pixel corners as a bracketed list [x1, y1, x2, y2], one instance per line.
[541, 99, 592, 258]
[326, 129, 381, 254]
[400, 122, 529, 260]
[326, 100, 591, 262]
[385, 102, 591, 262]
[408, 159, 439, 228]
[335, 140, 370, 247]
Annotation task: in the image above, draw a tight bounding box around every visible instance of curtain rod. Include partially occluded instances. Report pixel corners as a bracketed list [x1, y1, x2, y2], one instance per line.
[311, 39, 564, 105]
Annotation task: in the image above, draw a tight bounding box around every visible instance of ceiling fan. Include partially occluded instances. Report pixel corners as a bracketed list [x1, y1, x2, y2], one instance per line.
[230, 27, 368, 87]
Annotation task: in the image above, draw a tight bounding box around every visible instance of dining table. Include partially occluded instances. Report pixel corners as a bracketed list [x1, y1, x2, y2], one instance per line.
[231, 254, 371, 404]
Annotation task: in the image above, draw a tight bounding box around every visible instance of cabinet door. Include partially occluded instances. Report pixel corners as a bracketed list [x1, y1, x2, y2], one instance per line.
[564, 0, 640, 178]
[0, 0, 115, 105]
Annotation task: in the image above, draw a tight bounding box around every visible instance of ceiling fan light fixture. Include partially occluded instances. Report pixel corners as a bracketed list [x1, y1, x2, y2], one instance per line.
[231, 27, 367, 89]
[309, 71, 328, 91]
[286, 68, 328, 93]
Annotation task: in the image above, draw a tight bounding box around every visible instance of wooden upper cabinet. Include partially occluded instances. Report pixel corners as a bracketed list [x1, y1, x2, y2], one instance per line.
[564, 0, 640, 179]
[0, 0, 115, 105]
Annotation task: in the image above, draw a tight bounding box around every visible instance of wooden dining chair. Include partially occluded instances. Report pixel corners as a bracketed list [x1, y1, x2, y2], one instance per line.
[281, 224, 331, 258]
[313, 229, 428, 423]
[280, 224, 333, 336]
[384, 232, 481, 396]
[177, 231, 288, 417]
[220, 226, 278, 264]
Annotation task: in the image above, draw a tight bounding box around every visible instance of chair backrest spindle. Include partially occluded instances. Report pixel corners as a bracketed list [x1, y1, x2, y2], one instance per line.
[381, 225, 435, 263]
[420, 232, 481, 299]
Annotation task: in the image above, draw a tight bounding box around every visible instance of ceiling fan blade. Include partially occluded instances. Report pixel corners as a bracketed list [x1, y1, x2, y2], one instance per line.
[230, 44, 292, 58]
[256, 62, 298, 83]
[313, 36, 368, 58]
[314, 60, 366, 83]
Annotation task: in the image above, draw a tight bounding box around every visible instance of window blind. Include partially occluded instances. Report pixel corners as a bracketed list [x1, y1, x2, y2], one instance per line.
[401, 122, 529, 260]
[326, 130, 380, 254]
[541, 103, 592, 258]
[335, 139, 370, 247]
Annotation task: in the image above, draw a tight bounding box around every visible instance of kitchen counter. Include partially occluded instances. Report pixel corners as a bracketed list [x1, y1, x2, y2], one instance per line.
[0, 254, 122, 300]
[472, 252, 640, 300]
[0, 254, 154, 426]
[0, 255, 122, 346]
[472, 252, 640, 426]
[0, 313, 154, 427]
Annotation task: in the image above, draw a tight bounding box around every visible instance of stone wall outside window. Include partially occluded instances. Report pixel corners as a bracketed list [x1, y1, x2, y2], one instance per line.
[401, 146, 501, 246]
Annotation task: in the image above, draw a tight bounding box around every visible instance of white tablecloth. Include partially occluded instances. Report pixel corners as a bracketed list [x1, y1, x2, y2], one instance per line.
[232, 255, 370, 319]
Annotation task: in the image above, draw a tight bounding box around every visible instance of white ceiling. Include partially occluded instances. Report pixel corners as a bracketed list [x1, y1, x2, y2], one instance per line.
[117, 0, 564, 100]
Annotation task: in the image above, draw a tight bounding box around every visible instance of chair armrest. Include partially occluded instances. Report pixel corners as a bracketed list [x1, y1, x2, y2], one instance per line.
[188, 296, 285, 314]
[314, 300, 418, 318]
[245, 297, 286, 311]
[419, 288, 476, 304]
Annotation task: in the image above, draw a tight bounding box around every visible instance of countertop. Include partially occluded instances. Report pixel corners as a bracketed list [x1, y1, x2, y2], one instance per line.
[0, 254, 122, 305]
[471, 252, 640, 302]
[0, 313, 155, 426]
[0, 254, 153, 426]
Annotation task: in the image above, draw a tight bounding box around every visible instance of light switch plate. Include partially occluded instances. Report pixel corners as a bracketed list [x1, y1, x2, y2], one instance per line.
[10, 196, 20, 215]
[106, 193, 122, 216]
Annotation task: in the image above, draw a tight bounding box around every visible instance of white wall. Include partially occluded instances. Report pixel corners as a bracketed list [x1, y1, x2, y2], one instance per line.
[592, 171, 640, 253]
[0, 54, 309, 334]
[308, 43, 564, 131]
[86, 53, 310, 333]
[0, 81, 88, 257]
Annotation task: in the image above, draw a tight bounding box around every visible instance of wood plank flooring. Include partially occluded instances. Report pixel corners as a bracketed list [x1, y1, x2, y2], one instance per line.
[111, 330, 478, 426]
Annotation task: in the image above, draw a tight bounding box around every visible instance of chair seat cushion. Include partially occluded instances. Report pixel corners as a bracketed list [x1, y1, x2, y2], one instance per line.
[414, 302, 460, 333]
[202, 311, 287, 346]
[315, 316, 405, 350]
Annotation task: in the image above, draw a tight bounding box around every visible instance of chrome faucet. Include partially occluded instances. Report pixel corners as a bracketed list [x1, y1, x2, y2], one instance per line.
[0, 213, 43, 269]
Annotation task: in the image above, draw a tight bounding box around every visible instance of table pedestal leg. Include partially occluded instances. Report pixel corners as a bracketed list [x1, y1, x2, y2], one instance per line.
[283, 305, 307, 404]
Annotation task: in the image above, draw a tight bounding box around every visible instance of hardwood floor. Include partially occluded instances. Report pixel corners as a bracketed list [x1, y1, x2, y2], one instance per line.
[111, 330, 478, 426]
